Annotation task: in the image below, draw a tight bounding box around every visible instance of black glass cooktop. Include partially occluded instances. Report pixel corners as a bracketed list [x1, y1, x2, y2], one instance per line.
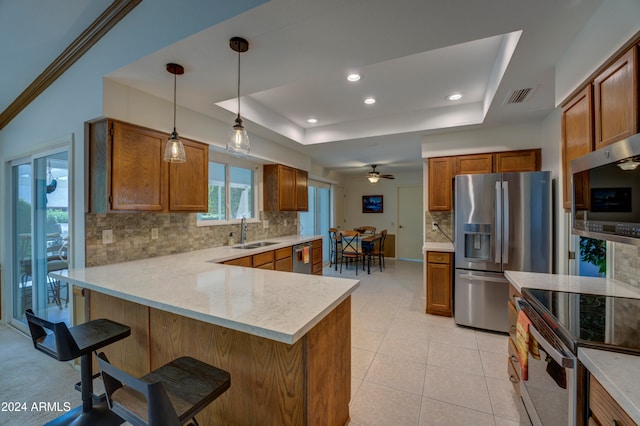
[522, 288, 640, 355]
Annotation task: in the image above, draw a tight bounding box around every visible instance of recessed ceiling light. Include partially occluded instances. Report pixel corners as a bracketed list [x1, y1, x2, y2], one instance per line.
[347, 73, 361, 82]
[307, 118, 318, 124]
[447, 93, 463, 101]
[364, 97, 376, 105]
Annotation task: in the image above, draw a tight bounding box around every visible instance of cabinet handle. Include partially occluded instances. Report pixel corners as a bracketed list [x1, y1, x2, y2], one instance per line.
[613, 420, 620, 426]
[509, 375, 519, 384]
[510, 355, 519, 363]
[510, 325, 517, 333]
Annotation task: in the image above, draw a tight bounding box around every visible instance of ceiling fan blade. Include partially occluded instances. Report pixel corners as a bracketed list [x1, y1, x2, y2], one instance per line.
[381, 174, 395, 179]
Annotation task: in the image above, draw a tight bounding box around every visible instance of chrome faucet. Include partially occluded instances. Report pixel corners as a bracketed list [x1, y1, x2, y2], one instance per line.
[240, 217, 247, 245]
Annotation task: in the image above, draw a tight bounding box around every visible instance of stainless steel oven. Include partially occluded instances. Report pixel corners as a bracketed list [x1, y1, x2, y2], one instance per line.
[517, 299, 577, 426]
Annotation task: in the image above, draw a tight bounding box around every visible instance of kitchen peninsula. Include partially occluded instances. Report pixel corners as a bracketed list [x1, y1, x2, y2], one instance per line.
[52, 235, 358, 425]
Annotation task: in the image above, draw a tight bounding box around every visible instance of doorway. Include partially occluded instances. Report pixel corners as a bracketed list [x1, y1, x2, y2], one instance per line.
[10, 150, 70, 328]
[397, 185, 423, 260]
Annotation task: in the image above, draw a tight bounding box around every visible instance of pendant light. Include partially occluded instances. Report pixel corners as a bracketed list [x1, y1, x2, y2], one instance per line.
[227, 37, 250, 155]
[164, 63, 186, 163]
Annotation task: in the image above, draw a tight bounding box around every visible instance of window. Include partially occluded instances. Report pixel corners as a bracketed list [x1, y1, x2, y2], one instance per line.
[197, 160, 256, 225]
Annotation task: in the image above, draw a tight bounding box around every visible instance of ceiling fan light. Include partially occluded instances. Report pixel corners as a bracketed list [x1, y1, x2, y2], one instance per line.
[368, 174, 380, 183]
[164, 130, 186, 162]
[617, 159, 640, 171]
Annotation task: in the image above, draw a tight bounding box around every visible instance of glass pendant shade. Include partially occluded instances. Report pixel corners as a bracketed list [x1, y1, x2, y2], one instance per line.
[164, 130, 186, 163]
[164, 63, 186, 163]
[227, 118, 250, 155]
[367, 174, 380, 183]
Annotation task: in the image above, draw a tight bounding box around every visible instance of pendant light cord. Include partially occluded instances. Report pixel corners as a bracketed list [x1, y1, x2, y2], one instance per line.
[173, 71, 177, 132]
[236, 48, 241, 121]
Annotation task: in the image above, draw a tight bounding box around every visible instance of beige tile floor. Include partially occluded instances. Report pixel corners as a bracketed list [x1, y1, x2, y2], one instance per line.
[325, 259, 531, 426]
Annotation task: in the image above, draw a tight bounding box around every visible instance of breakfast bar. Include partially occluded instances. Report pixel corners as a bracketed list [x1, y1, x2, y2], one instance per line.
[52, 240, 359, 425]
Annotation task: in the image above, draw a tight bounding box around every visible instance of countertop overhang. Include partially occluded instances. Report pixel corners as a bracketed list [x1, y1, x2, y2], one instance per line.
[51, 235, 359, 345]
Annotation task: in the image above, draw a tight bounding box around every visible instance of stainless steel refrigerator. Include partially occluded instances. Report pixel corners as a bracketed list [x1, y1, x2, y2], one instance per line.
[454, 171, 551, 332]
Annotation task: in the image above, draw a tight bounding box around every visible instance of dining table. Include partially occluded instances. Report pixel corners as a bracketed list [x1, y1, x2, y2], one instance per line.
[360, 233, 382, 274]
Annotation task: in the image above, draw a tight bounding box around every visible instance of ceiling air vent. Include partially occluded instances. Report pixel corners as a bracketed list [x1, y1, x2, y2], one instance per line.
[504, 87, 534, 105]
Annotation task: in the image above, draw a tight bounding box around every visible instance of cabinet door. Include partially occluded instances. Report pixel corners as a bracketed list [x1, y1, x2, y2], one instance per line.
[495, 149, 540, 172]
[426, 252, 452, 316]
[454, 153, 493, 175]
[111, 121, 166, 211]
[295, 169, 308, 211]
[168, 138, 209, 212]
[594, 46, 638, 149]
[278, 165, 296, 211]
[428, 157, 453, 211]
[561, 86, 593, 209]
[589, 375, 635, 426]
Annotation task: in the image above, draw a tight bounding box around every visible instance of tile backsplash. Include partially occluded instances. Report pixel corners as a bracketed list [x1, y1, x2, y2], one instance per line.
[424, 211, 454, 244]
[613, 242, 640, 288]
[85, 211, 298, 266]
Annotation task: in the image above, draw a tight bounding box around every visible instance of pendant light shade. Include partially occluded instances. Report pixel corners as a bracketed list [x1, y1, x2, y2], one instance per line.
[164, 63, 186, 163]
[227, 37, 250, 155]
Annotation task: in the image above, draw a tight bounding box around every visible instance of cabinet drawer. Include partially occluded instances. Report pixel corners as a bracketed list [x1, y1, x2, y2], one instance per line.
[223, 256, 252, 267]
[507, 299, 518, 342]
[312, 261, 323, 275]
[590, 375, 635, 426]
[275, 247, 292, 261]
[427, 252, 451, 264]
[312, 239, 322, 250]
[508, 337, 520, 373]
[253, 251, 274, 268]
[507, 356, 521, 397]
[255, 262, 274, 270]
[275, 257, 292, 272]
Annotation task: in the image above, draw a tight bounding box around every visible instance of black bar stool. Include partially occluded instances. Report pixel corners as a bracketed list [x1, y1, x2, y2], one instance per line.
[97, 352, 231, 425]
[25, 309, 131, 425]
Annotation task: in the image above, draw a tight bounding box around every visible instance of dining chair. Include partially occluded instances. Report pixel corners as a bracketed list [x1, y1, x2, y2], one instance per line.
[368, 229, 387, 271]
[340, 230, 363, 275]
[329, 228, 342, 271]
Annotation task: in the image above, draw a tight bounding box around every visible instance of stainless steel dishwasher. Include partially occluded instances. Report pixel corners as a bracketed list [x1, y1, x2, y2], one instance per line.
[292, 242, 313, 274]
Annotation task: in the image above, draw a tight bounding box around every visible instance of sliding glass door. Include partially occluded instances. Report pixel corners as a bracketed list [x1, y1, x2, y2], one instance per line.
[11, 151, 70, 327]
[300, 182, 331, 261]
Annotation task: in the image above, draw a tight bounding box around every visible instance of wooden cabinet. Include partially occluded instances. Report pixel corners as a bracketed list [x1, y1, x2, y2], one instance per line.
[253, 251, 274, 270]
[87, 119, 209, 213]
[263, 164, 309, 212]
[506, 284, 521, 395]
[589, 375, 635, 426]
[428, 157, 453, 211]
[275, 247, 293, 272]
[312, 239, 323, 275]
[428, 149, 542, 211]
[454, 153, 493, 175]
[594, 46, 638, 150]
[495, 149, 540, 172]
[425, 251, 452, 316]
[222, 255, 252, 267]
[561, 86, 593, 210]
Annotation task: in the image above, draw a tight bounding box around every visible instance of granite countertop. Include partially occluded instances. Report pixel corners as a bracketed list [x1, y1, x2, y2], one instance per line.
[504, 270, 640, 421]
[51, 235, 359, 345]
[423, 242, 454, 252]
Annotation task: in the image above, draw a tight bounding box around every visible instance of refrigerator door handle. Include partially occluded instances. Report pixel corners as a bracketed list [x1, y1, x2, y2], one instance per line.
[495, 181, 502, 264]
[503, 181, 509, 265]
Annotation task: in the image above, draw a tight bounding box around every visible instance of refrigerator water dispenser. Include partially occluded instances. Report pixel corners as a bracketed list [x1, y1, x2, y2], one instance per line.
[463, 223, 491, 261]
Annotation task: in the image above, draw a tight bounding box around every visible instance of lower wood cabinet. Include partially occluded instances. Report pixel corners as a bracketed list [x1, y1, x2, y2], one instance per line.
[425, 251, 452, 316]
[221, 240, 322, 275]
[312, 239, 323, 275]
[506, 284, 522, 394]
[589, 374, 635, 426]
[275, 247, 293, 272]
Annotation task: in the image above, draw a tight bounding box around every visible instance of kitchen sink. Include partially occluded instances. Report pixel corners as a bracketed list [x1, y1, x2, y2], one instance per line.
[231, 241, 279, 249]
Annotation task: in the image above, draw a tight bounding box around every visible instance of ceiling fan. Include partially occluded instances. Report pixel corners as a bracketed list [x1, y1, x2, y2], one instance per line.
[367, 165, 395, 183]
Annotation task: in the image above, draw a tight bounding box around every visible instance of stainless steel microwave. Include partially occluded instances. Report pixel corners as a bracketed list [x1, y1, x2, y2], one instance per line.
[571, 132, 640, 246]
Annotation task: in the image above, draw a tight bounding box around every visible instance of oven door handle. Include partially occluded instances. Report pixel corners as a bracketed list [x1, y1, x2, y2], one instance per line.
[529, 323, 575, 369]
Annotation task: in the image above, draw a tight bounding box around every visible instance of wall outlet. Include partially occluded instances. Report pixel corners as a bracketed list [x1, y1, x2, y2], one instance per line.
[102, 229, 113, 244]
[151, 228, 159, 239]
[263, 220, 269, 229]
[432, 222, 438, 230]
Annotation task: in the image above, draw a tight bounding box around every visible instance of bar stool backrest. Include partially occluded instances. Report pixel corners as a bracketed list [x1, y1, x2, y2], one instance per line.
[25, 308, 80, 361]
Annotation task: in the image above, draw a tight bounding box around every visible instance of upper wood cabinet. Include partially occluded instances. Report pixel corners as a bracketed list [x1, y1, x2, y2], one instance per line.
[561, 86, 593, 210]
[594, 46, 638, 149]
[87, 119, 209, 213]
[428, 157, 453, 212]
[454, 153, 493, 175]
[428, 148, 541, 211]
[495, 149, 540, 172]
[263, 164, 309, 211]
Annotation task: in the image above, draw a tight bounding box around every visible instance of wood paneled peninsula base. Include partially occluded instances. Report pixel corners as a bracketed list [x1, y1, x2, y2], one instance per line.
[53, 237, 358, 425]
[87, 290, 351, 425]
